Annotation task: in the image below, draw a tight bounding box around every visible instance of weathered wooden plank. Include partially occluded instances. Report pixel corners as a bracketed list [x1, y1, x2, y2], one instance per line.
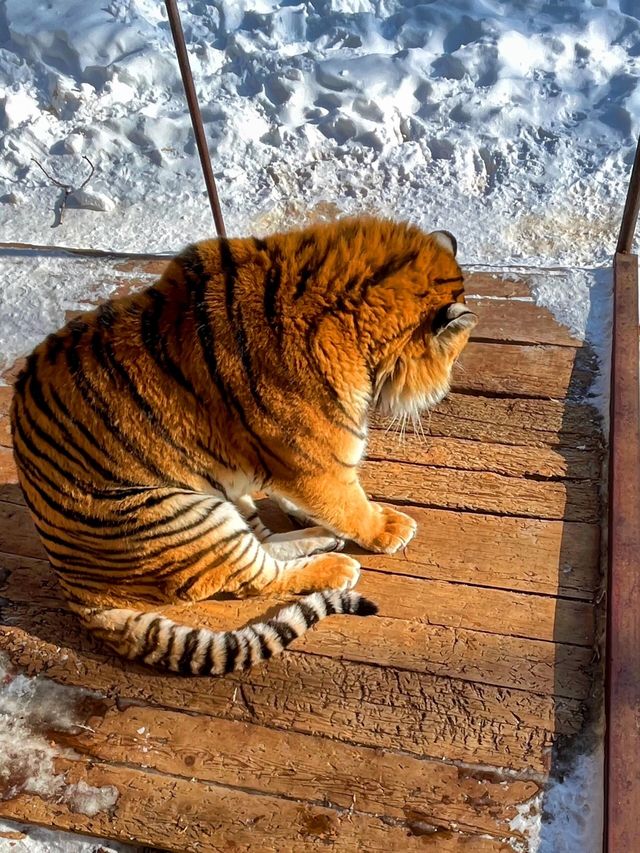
[455, 342, 595, 399]
[463, 272, 532, 298]
[0, 500, 46, 558]
[0, 386, 11, 446]
[370, 392, 602, 451]
[357, 507, 599, 598]
[606, 251, 640, 852]
[0, 497, 600, 598]
[0, 759, 518, 853]
[0, 446, 16, 484]
[0, 627, 582, 771]
[53, 704, 538, 839]
[467, 297, 581, 347]
[0, 595, 592, 698]
[367, 432, 600, 480]
[0, 551, 595, 645]
[360, 459, 599, 522]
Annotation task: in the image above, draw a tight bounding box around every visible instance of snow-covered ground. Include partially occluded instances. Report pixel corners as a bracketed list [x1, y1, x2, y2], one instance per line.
[0, 0, 626, 850]
[0, 0, 639, 263]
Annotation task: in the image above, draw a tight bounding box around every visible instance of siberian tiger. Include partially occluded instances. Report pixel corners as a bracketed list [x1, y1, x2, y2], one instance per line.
[10, 217, 476, 676]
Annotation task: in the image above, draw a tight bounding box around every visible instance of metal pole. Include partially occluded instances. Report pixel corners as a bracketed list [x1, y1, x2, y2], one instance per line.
[616, 135, 640, 255]
[165, 0, 226, 238]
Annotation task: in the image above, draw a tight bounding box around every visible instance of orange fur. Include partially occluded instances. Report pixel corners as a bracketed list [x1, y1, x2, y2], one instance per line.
[10, 216, 476, 675]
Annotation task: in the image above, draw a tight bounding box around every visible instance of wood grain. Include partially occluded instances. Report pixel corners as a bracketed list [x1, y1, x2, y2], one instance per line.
[0, 596, 593, 698]
[367, 432, 600, 480]
[0, 627, 582, 772]
[52, 704, 539, 839]
[0, 551, 595, 645]
[468, 297, 581, 347]
[0, 497, 600, 598]
[0, 758, 519, 853]
[369, 392, 602, 451]
[0, 386, 11, 446]
[455, 341, 595, 399]
[360, 459, 599, 522]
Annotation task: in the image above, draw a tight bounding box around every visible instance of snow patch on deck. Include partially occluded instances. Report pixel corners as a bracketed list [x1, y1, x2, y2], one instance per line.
[0, 655, 119, 817]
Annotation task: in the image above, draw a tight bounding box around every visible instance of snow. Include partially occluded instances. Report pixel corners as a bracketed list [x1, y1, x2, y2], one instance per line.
[0, 821, 133, 853]
[510, 726, 605, 853]
[0, 655, 133, 851]
[0, 1, 625, 850]
[0, 0, 638, 262]
[0, 252, 142, 377]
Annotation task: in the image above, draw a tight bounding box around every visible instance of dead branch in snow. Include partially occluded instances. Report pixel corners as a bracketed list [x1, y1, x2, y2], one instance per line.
[30, 155, 95, 228]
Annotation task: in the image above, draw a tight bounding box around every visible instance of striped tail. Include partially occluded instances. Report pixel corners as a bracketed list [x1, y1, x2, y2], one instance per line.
[79, 590, 378, 676]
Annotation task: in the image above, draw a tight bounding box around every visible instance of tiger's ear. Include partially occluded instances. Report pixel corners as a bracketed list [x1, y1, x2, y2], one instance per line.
[433, 302, 477, 337]
[430, 230, 457, 257]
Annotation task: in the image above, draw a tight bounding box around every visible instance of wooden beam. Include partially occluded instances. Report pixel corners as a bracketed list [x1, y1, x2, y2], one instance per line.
[360, 459, 599, 522]
[0, 552, 595, 645]
[51, 705, 539, 840]
[456, 341, 594, 399]
[0, 627, 582, 772]
[0, 758, 519, 853]
[606, 252, 640, 851]
[0, 496, 600, 598]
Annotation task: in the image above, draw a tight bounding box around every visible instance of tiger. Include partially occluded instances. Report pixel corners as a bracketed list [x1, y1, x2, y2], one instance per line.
[10, 216, 476, 676]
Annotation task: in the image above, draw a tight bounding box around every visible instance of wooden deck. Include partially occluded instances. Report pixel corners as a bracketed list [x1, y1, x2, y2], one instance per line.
[0, 256, 605, 851]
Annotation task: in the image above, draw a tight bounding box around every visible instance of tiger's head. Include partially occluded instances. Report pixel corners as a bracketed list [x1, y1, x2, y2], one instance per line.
[371, 229, 477, 418]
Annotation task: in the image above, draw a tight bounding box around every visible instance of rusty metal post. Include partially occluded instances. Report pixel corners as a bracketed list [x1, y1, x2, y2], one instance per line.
[165, 0, 226, 237]
[616, 135, 640, 254]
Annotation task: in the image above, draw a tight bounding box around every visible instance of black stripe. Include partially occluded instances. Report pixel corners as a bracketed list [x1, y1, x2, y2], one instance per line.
[223, 632, 239, 673]
[298, 602, 320, 628]
[177, 629, 200, 675]
[96, 302, 118, 329]
[185, 246, 279, 478]
[294, 239, 332, 301]
[13, 399, 92, 489]
[45, 332, 66, 365]
[140, 289, 201, 399]
[24, 363, 124, 483]
[367, 251, 420, 290]
[140, 617, 163, 660]
[66, 327, 177, 485]
[157, 627, 176, 669]
[47, 384, 132, 483]
[161, 529, 247, 585]
[15, 446, 213, 543]
[263, 255, 283, 337]
[50, 506, 223, 570]
[171, 534, 254, 597]
[266, 619, 297, 646]
[199, 636, 216, 675]
[252, 626, 273, 660]
[14, 449, 170, 536]
[220, 238, 267, 414]
[99, 335, 225, 487]
[14, 401, 144, 504]
[323, 593, 339, 615]
[433, 276, 464, 285]
[113, 488, 200, 515]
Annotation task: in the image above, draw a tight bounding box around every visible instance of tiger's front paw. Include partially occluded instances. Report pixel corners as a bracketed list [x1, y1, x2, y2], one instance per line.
[362, 504, 417, 554]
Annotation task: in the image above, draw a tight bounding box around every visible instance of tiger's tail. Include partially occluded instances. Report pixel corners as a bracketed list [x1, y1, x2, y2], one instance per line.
[77, 590, 377, 675]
